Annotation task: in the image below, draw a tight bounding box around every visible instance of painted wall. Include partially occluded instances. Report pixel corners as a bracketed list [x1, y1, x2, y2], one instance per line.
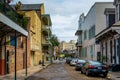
[25, 11, 42, 66]
[79, 2, 114, 60]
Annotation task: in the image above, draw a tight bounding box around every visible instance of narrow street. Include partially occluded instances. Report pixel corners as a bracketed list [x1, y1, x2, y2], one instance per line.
[27, 62, 106, 80]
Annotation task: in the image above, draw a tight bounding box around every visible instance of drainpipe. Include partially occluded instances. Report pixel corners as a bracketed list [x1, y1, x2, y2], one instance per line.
[4, 34, 6, 75]
[25, 37, 28, 79]
[14, 30, 17, 80]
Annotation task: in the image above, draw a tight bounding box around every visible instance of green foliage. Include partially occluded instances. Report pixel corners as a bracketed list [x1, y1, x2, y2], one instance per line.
[14, 1, 22, 10]
[65, 53, 72, 57]
[0, 2, 28, 30]
[0, 2, 5, 11]
[101, 55, 109, 62]
[50, 35, 59, 47]
[18, 16, 28, 29]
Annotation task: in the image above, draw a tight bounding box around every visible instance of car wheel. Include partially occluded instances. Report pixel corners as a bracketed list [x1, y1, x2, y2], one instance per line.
[75, 68, 78, 71]
[81, 70, 83, 74]
[103, 73, 107, 78]
[86, 70, 90, 76]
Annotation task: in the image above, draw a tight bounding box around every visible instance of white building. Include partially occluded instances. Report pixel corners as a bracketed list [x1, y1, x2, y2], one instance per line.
[75, 2, 114, 60]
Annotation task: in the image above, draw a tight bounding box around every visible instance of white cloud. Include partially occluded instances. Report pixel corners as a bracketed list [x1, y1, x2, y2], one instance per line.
[12, 0, 114, 42]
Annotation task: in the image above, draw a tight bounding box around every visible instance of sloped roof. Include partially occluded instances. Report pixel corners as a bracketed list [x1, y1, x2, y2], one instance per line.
[11, 4, 43, 11]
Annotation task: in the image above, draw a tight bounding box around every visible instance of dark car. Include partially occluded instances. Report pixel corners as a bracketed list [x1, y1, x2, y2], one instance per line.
[81, 60, 109, 77]
[109, 64, 120, 72]
[75, 59, 86, 71]
[66, 57, 72, 64]
[107, 64, 120, 80]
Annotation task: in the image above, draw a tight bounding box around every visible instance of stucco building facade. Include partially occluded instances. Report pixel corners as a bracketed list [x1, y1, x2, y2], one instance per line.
[96, 0, 120, 65]
[75, 2, 114, 60]
[59, 40, 76, 54]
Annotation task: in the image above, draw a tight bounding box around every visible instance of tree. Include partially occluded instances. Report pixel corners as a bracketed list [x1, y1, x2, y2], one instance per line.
[50, 35, 59, 47]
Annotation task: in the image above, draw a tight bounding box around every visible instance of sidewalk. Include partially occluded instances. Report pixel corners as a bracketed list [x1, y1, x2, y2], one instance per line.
[107, 72, 120, 80]
[0, 62, 51, 80]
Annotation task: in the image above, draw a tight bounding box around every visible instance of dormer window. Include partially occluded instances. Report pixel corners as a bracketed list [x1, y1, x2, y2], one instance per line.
[104, 8, 115, 27]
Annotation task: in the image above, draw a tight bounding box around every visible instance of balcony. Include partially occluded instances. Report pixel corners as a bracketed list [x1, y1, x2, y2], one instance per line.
[42, 27, 51, 36]
[0, 2, 28, 30]
[42, 40, 51, 47]
[41, 14, 52, 26]
[31, 44, 40, 51]
[76, 41, 82, 47]
[75, 30, 82, 35]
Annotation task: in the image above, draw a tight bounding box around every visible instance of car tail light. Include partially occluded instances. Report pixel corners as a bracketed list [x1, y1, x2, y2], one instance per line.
[89, 65, 94, 69]
[104, 65, 109, 69]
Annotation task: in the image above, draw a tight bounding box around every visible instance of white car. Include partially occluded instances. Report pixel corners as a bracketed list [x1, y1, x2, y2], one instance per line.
[70, 58, 78, 66]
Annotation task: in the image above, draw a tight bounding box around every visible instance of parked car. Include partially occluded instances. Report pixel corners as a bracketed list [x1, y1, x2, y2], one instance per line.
[70, 58, 78, 66]
[107, 64, 120, 80]
[66, 57, 72, 64]
[109, 64, 120, 72]
[81, 60, 109, 77]
[75, 59, 86, 71]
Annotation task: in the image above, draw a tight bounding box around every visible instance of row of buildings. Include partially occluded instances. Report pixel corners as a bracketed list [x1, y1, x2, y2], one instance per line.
[0, 0, 53, 76]
[75, 0, 120, 65]
[59, 40, 76, 54]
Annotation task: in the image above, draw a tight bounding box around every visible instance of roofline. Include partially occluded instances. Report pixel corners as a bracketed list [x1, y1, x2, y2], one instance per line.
[84, 2, 113, 21]
[12, 3, 44, 11]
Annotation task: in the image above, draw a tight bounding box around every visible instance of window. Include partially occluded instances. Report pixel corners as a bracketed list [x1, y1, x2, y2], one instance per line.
[109, 14, 115, 27]
[10, 36, 17, 46]
[106, 14, 115, 28]
[82, 47, 87, 57]
[84, 30, 87, 40]
[84, 47, 87, 57]
[89, 25, 95, 40]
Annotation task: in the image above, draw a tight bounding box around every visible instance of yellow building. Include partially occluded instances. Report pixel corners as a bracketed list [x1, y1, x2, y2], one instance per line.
[26, 11, 42, 66]
[17, 4, 52, 66]
[17, 4, 44, 66]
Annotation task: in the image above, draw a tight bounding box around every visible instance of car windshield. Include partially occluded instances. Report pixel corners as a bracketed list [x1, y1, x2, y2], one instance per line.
[89, 61, 102, 65]
[78, 60, 86, 63]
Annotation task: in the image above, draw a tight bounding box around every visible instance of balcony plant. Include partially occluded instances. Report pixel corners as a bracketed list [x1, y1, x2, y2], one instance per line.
[101, 55, 109, 63]
[0, 1, 28, 30]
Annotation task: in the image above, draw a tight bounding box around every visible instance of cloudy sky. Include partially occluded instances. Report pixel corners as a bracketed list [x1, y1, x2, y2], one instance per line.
[12, 0, 113, 42]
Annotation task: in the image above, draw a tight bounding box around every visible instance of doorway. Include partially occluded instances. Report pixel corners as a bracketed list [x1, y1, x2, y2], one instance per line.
[6, 50, 9, 74]
[31, 51, 35, 66]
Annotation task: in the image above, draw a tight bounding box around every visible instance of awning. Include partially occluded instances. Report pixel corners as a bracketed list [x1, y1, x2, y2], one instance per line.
[0, 13, 28, 37]
[41, 14, 52, 26]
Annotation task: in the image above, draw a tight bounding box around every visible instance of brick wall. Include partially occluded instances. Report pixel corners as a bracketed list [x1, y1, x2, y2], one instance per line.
[6, 36, 30, 73]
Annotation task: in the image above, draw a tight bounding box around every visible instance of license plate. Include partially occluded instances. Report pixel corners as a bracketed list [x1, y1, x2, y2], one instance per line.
[102, 70, 106, 72]
[98, 67, 102, 69]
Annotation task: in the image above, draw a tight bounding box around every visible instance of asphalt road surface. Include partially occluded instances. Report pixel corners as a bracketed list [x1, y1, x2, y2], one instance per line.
[27, 62, 107, 80]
